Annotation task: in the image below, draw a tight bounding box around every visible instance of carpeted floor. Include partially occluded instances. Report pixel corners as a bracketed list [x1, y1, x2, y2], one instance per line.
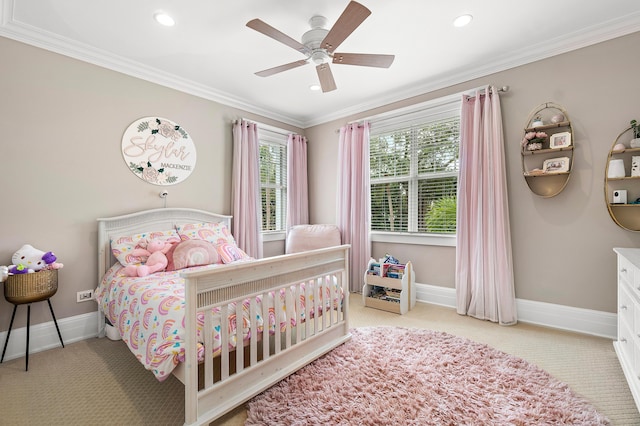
[0, 297, 638, 425]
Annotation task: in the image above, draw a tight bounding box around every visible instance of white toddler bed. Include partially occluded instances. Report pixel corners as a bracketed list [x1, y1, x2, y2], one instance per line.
[95, 208, 351, 425]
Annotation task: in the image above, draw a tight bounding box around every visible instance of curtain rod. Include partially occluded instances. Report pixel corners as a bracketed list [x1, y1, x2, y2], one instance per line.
[464, 85, 509, 100]
[336, 85, 510, 132]
[234, 118, 292, 137]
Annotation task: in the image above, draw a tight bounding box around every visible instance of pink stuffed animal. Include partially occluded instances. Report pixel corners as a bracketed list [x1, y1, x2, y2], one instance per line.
[123, 239, 174, 277]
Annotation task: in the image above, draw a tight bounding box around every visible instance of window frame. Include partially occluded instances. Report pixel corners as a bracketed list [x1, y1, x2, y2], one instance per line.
[368, 93, 461, 246]
[256, 123, 289, 239]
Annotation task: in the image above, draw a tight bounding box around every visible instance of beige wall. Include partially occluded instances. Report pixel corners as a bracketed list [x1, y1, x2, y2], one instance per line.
[307, 31, 640, 313]
[0, 37, 302, 330]
[2, 31, 640, 333]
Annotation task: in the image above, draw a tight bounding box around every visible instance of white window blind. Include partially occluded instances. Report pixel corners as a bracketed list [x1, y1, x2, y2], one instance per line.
[369, 95, 460, 234]
[258, 126, 288, 232]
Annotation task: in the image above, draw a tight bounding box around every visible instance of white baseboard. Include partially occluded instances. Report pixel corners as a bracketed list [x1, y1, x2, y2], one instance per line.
[0, 311, 98, 362]
[0, 284, 617, 361]
[415, 283, 617, 339]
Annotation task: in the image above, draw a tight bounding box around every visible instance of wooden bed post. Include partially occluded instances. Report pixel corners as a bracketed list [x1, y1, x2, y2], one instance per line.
[183, 271, 199, 425]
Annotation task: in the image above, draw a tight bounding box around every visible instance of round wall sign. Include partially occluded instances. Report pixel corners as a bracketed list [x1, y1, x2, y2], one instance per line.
[121, 117, 197, 186]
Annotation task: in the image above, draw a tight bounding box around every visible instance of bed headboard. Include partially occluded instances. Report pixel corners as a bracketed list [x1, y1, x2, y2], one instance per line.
[97, 208, 232, 284]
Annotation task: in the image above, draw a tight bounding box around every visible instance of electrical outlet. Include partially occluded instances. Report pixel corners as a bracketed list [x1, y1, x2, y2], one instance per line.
[77, 289, 94, 303]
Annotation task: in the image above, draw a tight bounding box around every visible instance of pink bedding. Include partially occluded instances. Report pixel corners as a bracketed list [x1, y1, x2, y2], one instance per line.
[95, 262, 340, 380]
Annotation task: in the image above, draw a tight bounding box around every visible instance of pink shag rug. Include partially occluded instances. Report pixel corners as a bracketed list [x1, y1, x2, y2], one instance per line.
[246, 327, 609, 425]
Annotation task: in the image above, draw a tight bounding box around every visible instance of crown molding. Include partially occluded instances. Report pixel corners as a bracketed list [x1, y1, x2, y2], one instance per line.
[301, 12, 640, 128]
[0, 0, 307, 128]
[2, 0, 640, 130]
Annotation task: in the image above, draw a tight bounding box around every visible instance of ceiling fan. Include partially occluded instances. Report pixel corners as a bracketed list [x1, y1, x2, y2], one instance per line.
[246, 1, 394, 93]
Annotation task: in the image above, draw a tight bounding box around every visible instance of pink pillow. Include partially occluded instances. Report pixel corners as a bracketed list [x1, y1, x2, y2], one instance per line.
[216, 242, 250, 264]
[166, 239, 220, 271]
[176, 222, 236, 245]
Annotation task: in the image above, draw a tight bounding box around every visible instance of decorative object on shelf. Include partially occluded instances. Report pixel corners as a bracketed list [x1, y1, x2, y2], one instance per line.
[526, 142, 542, 151]
[542, 157, 570, 173]
[613, 143, 627, 152]
[613, 189, 628, 204]
[524, 168, 545, 176]
[608, 159, 626, 178]
[521, 131, 547, 151]
[531, 116, 544, 127]
[550, 113, 565, 124]
[632, 156, 640, 177]
[549, 131, 571, 149]
[121, 117, 197, 186]
[630, 120, 640, 148]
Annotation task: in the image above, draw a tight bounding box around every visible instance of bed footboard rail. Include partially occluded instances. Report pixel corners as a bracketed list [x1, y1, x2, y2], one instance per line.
[181, 244, 351, 426]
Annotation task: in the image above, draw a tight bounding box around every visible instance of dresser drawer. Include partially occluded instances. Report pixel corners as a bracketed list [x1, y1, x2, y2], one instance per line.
[619, 256, 635, 288]
[634, 343, 640, 385]
[619, 283, 635, 331]
[619, 319, 635, 366]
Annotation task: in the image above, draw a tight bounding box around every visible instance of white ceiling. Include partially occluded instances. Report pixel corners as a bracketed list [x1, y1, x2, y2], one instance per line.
[2, 0, 640, 128]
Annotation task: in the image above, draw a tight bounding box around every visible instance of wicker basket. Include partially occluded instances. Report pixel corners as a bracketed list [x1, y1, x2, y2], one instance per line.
[4, 269, 58, 304]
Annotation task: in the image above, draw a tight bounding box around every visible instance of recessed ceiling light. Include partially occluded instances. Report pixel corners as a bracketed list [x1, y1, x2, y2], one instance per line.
[309, 84, 321, 91]
[453, 14, 473, 28]
[154, 12, 175, 27]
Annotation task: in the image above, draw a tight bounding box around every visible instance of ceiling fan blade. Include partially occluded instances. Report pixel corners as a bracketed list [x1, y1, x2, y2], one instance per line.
[321, 1, 371, 53]
[255, 60, 309, 77]
[246, 19, 310, 55]
[316, 63, 337, 93]
[332, 52, 395, 68]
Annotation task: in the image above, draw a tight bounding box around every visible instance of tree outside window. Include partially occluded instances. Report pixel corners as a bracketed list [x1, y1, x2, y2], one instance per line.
[370, 115, 459, 234]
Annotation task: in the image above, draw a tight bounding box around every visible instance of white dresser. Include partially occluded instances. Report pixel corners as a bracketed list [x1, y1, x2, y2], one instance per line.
[614, 247, 640, 412]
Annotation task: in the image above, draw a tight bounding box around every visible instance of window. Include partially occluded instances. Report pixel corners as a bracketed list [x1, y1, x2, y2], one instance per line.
[258, 126, 288, 232]
[369, 95, 460, 235]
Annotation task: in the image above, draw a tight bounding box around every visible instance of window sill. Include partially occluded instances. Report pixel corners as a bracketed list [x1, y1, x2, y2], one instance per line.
[262, 231, 286, 242]
[370, 231, 456, 247]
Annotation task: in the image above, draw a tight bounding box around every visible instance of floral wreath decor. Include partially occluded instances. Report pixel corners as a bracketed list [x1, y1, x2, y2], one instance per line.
[121, 117, 197, 186]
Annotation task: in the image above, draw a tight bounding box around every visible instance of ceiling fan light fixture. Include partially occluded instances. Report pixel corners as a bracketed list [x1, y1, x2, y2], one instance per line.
[311, 50, 328, 65]
[453, 14, 473, 28]
[154, 11, 175, 27]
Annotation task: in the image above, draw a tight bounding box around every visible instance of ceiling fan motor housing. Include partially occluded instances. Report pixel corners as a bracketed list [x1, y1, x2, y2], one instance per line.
[302, 15, 330, 63]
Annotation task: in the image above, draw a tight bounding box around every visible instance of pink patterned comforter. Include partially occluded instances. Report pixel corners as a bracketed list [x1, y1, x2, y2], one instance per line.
[95, 263, 340, 380]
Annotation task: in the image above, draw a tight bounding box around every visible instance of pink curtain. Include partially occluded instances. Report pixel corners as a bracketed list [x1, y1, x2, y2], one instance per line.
[456, 87, 516, 325]
[287, 134, 309, 228]
[337, 123, 371, 292]
[232, 120, 263, 259]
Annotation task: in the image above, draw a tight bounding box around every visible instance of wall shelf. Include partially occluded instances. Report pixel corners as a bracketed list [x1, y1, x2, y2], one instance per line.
[521, 103, 574, 197]
[605, 128, 640, 232]
[522, 146, 574, 156]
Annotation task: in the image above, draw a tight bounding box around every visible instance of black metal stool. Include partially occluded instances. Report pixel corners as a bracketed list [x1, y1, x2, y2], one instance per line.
[1, 270, 64, 371]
